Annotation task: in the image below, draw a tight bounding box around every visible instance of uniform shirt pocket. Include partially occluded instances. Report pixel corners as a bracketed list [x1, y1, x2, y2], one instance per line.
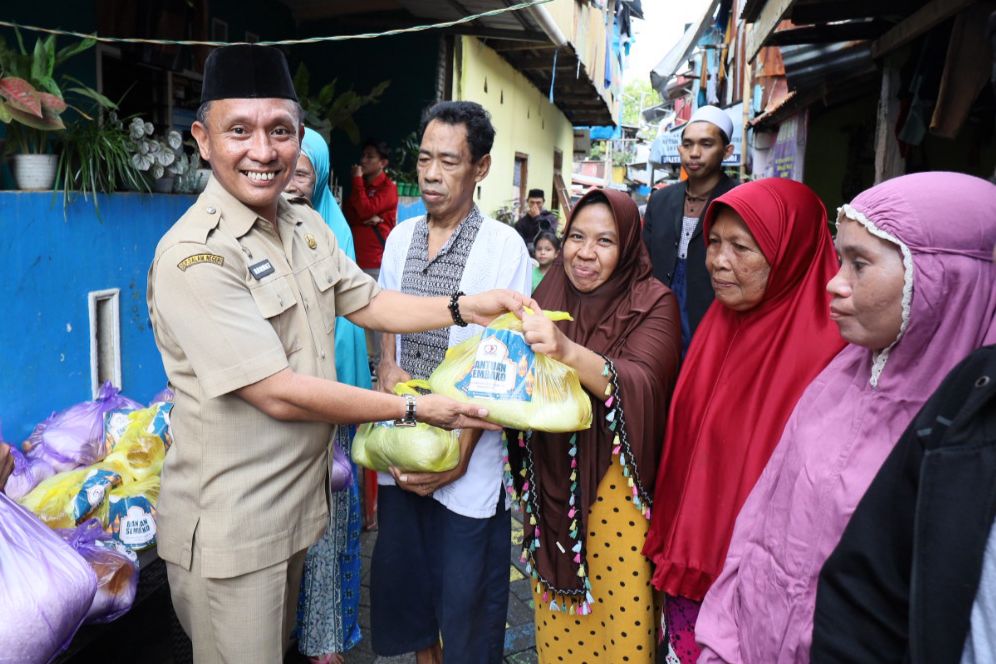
[308, 255, 341, 333]
[250, 276, 303, 354]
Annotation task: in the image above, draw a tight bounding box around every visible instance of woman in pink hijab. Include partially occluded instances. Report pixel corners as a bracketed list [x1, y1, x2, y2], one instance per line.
[695, 172, 996, 663]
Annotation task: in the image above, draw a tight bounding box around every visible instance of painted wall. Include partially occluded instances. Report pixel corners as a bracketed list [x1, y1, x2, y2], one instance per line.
[0, 192, 193, 443]
[398, 196, 427, 223]
[453, 37, 575, 224]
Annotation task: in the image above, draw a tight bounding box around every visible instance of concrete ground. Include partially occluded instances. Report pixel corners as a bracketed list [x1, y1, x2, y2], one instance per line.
[344, 509, 538, 663]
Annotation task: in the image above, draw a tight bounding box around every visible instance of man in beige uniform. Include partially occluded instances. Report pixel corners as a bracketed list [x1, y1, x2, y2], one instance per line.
[147, 45, 528, 664]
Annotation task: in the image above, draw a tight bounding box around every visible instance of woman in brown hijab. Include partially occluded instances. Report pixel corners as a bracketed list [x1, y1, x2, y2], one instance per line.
[511, 188, 681, 661]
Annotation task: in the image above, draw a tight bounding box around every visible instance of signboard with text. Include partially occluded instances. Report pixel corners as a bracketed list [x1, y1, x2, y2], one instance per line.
[764, 111, 808, 182]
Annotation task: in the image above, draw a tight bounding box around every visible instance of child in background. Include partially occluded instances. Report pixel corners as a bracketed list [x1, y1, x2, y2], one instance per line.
[532, 231, 560, 292]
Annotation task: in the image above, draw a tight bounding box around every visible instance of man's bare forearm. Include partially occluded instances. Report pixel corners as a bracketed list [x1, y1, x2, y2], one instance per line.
[381, 332, 396, 367]
[347, 291, 452, 334]
[238, 368, 405, 424]
[237, 367, 498, 432]
[348, 289, 531, 336]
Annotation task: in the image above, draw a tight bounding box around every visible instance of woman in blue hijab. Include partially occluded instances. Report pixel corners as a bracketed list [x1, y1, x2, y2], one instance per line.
[293, 128, 366, 663]
[301, 128, 371, 390]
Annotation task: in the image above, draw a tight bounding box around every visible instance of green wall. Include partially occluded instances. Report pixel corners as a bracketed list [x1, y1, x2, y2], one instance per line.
[802, 94, 878, 215]
[207, 0, 296, 43]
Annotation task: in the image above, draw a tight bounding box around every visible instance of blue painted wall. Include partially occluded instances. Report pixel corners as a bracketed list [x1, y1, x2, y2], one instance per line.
[0, 192, 194, 444]
[397, 197, 426, 223]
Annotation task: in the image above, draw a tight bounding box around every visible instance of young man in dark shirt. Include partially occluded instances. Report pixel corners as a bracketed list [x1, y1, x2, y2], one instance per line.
[642, 105, 738, 348]
[514, 188, 559, 256]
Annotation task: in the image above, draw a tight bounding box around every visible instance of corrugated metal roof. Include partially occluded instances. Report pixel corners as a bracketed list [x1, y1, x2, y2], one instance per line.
[780, 41, 874, 91]
[649, 0, 720, 95]
[749, 41, 876, 129]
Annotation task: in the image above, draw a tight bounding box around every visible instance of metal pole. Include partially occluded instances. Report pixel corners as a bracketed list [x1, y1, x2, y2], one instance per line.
[740, 60, 752, 182]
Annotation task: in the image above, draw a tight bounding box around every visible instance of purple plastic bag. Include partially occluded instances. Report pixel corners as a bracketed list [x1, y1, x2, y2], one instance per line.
[329, 442, 353, 492]
[0, 493, 97, 664]
[58, 519, 139, 624]
[149, 386, 174, 405]
[3, 444, 55, 501]
[24, 382, 142, 473]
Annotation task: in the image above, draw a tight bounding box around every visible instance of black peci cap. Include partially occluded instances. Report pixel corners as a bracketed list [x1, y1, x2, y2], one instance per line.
[201, 44, 298, 103]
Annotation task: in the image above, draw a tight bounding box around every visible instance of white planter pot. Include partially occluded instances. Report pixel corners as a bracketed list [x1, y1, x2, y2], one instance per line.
[13, 154, 58, 191]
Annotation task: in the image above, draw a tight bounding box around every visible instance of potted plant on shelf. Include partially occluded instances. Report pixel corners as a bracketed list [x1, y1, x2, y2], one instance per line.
[0, 76, 65, 189]
[492, 199, 521, 227]
[55, 110, 148, 216]
[125, 117, 194, 193]
[0, 31, 105, 190]
[389, 131, 420, 198]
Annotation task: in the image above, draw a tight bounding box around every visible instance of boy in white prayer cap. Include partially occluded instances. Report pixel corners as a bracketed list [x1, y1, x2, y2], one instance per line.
[642, 105, 738, 350]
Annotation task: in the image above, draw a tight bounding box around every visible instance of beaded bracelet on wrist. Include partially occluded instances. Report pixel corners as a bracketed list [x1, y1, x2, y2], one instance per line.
[448, 291, 468, 327]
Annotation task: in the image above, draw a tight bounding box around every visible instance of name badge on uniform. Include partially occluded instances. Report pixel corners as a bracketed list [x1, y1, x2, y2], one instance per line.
[249, 259, 276, 280]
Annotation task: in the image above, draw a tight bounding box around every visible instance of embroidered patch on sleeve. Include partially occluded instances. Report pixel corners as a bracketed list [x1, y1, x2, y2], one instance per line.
[177, 253, 225, 271]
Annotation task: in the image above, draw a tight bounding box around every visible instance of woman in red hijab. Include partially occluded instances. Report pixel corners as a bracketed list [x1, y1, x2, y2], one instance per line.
[642, 178, 845, 662]
[512, 188, 681, 661]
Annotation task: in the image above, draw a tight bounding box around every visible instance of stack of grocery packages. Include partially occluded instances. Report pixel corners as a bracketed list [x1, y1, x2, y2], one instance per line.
[0, 382, 173, 664]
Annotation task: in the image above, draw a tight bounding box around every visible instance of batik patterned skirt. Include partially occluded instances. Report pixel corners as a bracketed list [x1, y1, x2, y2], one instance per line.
[297, 425, 363, 656]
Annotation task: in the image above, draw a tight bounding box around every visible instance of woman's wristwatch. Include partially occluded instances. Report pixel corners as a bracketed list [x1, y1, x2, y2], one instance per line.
[395, 394, 418, 427]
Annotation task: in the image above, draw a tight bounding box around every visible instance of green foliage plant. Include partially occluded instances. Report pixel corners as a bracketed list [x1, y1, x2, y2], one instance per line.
[126, 117, 192, 181]
[620, 79, 656, 127]
[492, 199, 520, 227]
[55, 110, 148, 217]
[0, 30, 113, 154]
[293, 63, 390, 144]
[388, 130, 420, 186]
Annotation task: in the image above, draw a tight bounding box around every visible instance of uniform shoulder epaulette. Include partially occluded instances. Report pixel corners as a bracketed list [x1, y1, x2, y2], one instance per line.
[170, 201, 224, 245]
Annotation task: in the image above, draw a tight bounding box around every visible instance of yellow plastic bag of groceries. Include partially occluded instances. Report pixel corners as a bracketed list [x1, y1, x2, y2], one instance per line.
[101, 405, 168, 483]
[103, 476, 160, 551]
[428, 310, 592, 432]
[19, 467, 90, 529]
[353, 381, 460, 473]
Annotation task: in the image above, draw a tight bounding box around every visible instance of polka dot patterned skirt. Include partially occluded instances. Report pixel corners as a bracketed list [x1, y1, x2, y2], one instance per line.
[534, 456, 656, 662]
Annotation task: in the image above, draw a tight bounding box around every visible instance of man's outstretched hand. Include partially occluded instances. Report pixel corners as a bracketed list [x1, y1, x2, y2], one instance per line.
[416, 394, 498, 431]
[458, 289, 538, 327]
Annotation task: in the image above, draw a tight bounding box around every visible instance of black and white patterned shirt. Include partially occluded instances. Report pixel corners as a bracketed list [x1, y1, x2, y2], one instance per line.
[398, 206, 484, 379]
[377, 207, 532, 517]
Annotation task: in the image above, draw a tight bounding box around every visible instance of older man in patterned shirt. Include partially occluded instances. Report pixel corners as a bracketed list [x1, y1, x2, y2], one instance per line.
[372, 101, 531, 664]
